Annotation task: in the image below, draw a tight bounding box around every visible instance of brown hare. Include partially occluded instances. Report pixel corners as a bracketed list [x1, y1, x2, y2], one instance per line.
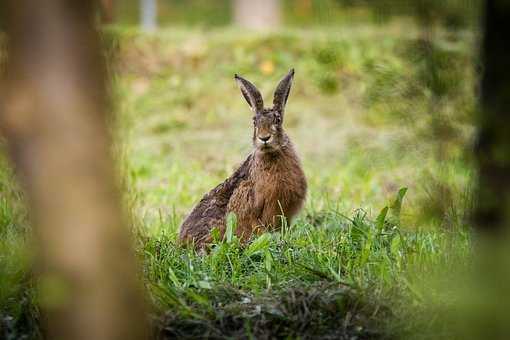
[179, 69, 307, 249]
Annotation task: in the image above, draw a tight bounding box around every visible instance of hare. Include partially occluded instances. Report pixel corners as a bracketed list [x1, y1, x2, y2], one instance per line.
[179, 69, 307, 248]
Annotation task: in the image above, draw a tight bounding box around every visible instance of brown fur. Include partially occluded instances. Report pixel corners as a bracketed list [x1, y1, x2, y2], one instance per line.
[179, 69, 307, 248]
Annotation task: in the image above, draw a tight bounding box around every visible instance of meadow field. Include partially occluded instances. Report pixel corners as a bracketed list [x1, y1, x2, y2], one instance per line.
[1, 22, 476, 338]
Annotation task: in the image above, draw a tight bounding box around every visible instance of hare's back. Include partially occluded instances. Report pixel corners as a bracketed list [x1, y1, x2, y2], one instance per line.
[179, 188, 230, 246]
[179, 154, 253, 246]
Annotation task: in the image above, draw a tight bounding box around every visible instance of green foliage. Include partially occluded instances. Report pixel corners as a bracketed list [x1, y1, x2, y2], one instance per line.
[142, 196, 469, 337]
[411, 0, 481, 31]
[0, 155, 38, 340]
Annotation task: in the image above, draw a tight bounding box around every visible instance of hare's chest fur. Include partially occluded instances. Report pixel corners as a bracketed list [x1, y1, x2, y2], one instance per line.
[249, 148, 307, 227]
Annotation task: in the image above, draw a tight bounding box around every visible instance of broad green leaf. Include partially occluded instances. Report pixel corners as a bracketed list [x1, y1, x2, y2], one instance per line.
[390, 187, 408, 222]
[246, 233, 271, 257]
[376, 206, 389, 231]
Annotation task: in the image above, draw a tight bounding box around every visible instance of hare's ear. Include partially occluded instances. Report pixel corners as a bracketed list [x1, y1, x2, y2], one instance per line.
[273, 69, 294, 119]
[235, 74, 264, 114]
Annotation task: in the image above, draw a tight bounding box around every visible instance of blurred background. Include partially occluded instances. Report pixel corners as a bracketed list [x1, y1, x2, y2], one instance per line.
[112, 0, 480, 30]
[97, 0, 481, 229]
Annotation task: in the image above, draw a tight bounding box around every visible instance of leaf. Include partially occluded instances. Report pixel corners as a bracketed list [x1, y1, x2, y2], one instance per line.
[225, 212, 237, 243]
[391, 234, 401, 257]
[198, 280, 212, 290]
[390, 187, 408, 222]
[167, 267, 181, 288]
[359, 232, 373, 266]
[264, 250, 273, 273]
[186, 290, 212, 312]
[245, 233, 271, 257]
[375, 206, 389, 231]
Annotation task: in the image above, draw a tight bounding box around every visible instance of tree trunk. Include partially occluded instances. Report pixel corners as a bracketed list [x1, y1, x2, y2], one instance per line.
[0, 1, 147, 339]
[140, 0, 157, 32]
[100, 0, 115, 24]
[474, 0, 510, 234]
[234, 0, 281, 30]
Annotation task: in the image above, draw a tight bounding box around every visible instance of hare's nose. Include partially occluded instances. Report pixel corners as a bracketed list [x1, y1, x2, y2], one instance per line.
[259, 136, 271, 143]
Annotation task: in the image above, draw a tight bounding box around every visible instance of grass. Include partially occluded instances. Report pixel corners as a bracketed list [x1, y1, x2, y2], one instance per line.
[143, 203, 470, 338]
[1, 22, 476, 338]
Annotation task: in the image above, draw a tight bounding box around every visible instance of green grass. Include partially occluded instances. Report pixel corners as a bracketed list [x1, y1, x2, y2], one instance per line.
[1, 23, 476, 338]
[143, 202, 470, 338]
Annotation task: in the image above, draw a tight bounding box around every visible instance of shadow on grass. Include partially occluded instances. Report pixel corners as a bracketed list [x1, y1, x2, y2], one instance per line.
[155, 282, 388, 339]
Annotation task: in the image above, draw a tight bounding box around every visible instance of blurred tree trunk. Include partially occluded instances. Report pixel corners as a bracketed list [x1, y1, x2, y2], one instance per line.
[100, 0, 115, 24]
[0, 1, 147, 340]
[234, 0, 281, 30]
[475, 0, 510, 234]
[469, 4, 510, 338]
[140, 0, 157, 31]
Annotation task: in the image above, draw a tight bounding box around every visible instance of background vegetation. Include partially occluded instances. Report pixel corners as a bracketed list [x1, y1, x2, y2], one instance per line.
[114, 0, 481, 29]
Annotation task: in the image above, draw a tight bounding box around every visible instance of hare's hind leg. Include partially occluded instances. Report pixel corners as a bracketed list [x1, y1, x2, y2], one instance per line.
[227, 181, 259, 243]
